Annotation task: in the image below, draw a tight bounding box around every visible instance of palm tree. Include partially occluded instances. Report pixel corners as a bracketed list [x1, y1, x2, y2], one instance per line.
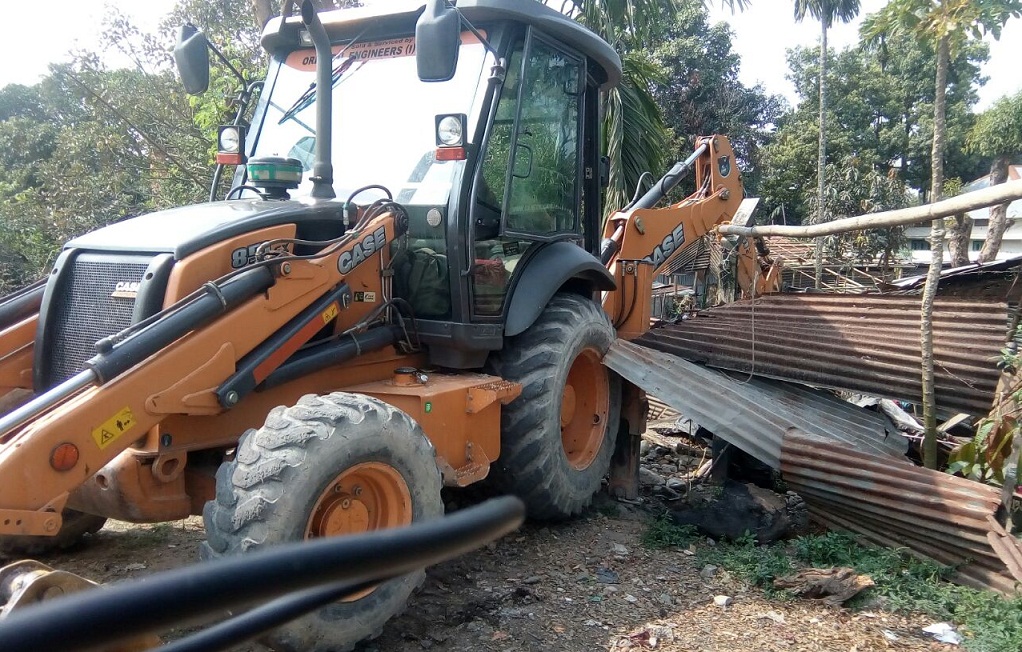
[793, 0, 860, 289]
[863, 0, 1022, 469]
[565, 0, 747, 212]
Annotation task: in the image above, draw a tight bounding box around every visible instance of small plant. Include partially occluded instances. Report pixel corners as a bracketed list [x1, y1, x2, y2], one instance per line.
[947, 417, 1015, 485]
[703, 530, 1022, 651]
[641, 512, 698, 549]
[951, 326, 1022, 487]
[697, 531, 794, 592]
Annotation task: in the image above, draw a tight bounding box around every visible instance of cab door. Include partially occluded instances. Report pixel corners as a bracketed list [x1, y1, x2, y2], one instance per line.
[470, 30, 585, 317]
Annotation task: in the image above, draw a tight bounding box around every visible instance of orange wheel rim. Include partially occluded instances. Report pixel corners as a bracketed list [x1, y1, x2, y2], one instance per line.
[561, 347, 610, 470]
[306, 462, 412, 600]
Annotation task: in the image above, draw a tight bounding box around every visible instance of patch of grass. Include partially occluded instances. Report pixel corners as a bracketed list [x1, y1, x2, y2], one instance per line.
[697, 531, 795, 594]
[641, 512, 699, 549]
[698, 529, 1022, 652]
[792, 532, 955, 612]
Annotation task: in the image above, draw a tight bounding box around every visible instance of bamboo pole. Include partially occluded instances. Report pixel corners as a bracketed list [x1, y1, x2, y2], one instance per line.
[717, 180, 1022, 238]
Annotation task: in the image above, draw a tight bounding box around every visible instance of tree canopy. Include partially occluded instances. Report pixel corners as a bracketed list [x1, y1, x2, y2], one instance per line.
[0, 0, 1015, 295]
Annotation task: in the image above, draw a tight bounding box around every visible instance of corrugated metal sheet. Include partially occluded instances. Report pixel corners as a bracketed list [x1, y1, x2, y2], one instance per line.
[604, 341, 908, 469]
[647, 397, 680, 421]
[638, 294, 1008, 415]
[664, 235, 712, 276]
[781, 433, 1020, 595]
[891, 255, 1022, 290]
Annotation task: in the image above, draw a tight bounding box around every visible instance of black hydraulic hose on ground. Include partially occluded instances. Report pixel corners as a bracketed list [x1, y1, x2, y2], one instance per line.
[0, 496, 526, 652]
[157, 579, 381, 652]
[87, 266, 275, 383]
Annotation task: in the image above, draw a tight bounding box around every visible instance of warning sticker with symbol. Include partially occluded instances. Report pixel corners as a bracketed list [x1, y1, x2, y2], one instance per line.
[91, 406, 137, 450]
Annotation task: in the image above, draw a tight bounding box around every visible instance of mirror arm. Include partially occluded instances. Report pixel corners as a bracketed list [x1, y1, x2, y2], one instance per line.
[207, 40, 247, 87]
[455, 9, 499, 61]
[208, 80, 264, 203]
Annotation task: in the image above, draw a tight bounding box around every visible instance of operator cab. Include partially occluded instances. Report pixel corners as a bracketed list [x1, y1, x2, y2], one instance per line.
[251, 0, 621, 367]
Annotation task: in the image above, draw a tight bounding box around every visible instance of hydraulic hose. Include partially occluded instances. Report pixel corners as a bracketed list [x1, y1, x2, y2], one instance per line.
[0, 496, 525, 652]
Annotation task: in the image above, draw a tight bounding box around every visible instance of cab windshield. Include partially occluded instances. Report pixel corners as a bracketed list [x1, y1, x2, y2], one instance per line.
[252, 34, 489, 204]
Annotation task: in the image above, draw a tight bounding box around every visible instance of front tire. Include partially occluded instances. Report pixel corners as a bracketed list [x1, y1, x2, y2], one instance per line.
[487, 293, 621, 519]
[202, 393, 443, 652]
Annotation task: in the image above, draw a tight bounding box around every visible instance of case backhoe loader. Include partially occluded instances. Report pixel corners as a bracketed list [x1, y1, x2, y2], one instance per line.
[0, 1, 778, 649]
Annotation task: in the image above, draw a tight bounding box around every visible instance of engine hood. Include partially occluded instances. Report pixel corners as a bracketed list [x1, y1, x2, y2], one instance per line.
[66, 199, 346, 260]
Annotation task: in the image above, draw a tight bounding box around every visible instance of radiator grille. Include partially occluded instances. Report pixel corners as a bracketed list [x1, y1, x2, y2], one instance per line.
[42, 253, 152, 388]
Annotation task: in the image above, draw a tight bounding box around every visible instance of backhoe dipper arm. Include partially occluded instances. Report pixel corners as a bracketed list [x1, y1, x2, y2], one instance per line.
[732, 235, 782, 299]
[601, 136, 743, 339]
[0, 210, 405, 537]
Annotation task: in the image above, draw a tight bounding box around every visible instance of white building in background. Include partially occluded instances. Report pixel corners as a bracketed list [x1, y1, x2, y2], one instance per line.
[905, 165, 1022, 264]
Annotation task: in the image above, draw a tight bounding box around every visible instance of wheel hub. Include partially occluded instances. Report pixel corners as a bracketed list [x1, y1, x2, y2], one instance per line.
[306, 462, 412, 540]
[305, 462, 412, 602]
[561, 347, 610, 470]
[319, 497, 370, 535]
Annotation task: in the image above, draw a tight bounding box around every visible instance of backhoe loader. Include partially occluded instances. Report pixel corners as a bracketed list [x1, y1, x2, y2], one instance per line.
[0, 1, 778, 649]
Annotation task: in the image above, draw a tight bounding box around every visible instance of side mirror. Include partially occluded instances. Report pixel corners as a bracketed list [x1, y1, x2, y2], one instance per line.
[415, 0, 460, 82]
[174, 24, 210, 96]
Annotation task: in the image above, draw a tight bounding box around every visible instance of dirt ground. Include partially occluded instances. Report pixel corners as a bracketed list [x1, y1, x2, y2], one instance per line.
[1, 424, 959, 652]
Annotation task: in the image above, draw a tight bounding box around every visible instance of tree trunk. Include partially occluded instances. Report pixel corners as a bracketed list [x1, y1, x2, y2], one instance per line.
[920, 34, 950, 471]
[252, 0, 275, 29]
[946, 213, 973, 267]
[718, 180, 1022, 237]
[813, 21, 828, 290]
[977, 155, 1012, 263]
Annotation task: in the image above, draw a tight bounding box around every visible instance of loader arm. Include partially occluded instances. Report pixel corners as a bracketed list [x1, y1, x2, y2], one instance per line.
[0, 210, 405, 536]
[601, 136, 775, 339]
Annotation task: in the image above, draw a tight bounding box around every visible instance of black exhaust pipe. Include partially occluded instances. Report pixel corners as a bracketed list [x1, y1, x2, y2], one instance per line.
[301, 1, 336, 200]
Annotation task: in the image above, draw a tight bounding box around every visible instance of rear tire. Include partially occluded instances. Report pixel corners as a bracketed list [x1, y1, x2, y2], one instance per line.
[487, 293, 621, 519]
[0, 509, 106, 557]
[202, 393, 443, 652]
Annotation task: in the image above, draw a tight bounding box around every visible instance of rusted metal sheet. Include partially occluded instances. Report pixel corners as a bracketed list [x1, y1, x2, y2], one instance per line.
[781, 433, 1019, 595]
[638, 294, 1008, 415]
[604, 341, 907, 469]
[891, 255, 1022, 290]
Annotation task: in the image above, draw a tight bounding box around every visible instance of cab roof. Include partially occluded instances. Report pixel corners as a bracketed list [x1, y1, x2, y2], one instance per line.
[262, 0, 622, 90]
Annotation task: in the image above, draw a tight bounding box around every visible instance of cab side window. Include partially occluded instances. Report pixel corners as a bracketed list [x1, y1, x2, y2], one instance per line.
[505, 37, 583, 235]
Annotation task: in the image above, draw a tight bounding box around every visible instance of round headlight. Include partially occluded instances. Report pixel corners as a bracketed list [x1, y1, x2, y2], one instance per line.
[437, 116, 463, 146]
[219, 127, 241, 153]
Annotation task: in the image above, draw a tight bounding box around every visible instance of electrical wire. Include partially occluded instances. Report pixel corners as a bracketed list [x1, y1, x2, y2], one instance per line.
[623, 171, 654, 211]
[225, 185, 265, 200]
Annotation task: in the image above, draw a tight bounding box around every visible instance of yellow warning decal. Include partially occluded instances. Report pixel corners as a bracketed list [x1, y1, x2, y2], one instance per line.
[321, 302, 339, 324]
[91, 407, 136, 450]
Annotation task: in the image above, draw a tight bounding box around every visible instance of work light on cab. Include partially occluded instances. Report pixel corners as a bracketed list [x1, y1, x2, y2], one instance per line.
[435, 113, 467, 161]
[216, 125, 247, 165]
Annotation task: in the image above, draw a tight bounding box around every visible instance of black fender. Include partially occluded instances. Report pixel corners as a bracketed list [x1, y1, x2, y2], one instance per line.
[504, 241, 616, 337]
